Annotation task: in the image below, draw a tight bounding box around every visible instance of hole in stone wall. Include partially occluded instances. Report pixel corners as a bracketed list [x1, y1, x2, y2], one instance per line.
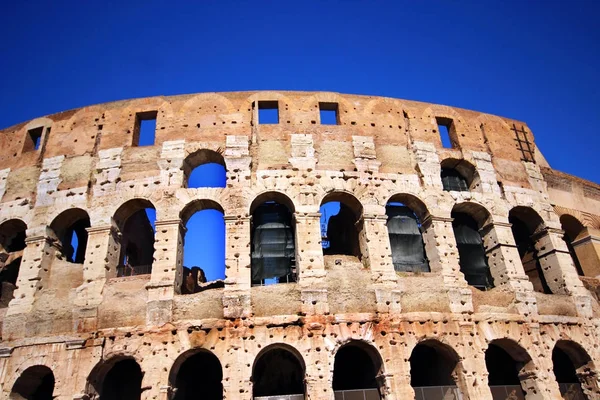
[115, 200, 156, 277]
[333, 341, 383, 397]
[50, 208, 90, 264]
[559, 214, 585, 276]
[100, 359, 143, 399]
[319, 102, 339, 125]
[0, 219, 27, 306]
[485, 343, 527, 398]
[436, 117, 455, 148]
[410, 341, 459, 392]
[184, 149, 227, 189]
[171, 351, 223, 400]
[320, 193, 363, 258]
[133, 110, 157, 146]
[24, 126, 44, 152]
[258, 101, 279, 124]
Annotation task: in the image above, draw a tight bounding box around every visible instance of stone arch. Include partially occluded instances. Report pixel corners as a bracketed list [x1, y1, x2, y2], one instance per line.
[49, 207, 90, 264]
[9, 364, 55, 400]
[485, 338, 541, 399]
[169, 348, 223, 400]
[553, 340, 599, 399]
[250, 191, 297, 285]
[320, 190, 364, 259]
[410, 339, 466, 399]
[451, 202, 494, 290]
[252, 343, 306, 398]
[440, 157, 479, 192]
[386, 193, 430, 222]
[113, 198, 156, 276]
[332, 339, 385, 398]
[179, 199, 226, 293]
[509, 206, 551, 294]
[182, 148, 227, 189]
[86, 356, 144, 399]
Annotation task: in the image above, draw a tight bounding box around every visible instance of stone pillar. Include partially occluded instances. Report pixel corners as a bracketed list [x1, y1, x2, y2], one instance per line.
[3, 226, 56, 339]
[73, 224, 120, 332]
[360, 213, 396, 285]
[223, 215, 252, 319]
[534, 227, 593, 317]
[295, 212, 328, 316]
[571, 227, 600, 277]
[421, 216, 473, 314]
[146, 219, 183, 327]
[480, 221, 538, 318]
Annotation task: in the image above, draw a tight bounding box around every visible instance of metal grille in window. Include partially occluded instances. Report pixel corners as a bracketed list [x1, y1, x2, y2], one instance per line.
[512, 124, 535, 163]
[441, 168, 468, 192]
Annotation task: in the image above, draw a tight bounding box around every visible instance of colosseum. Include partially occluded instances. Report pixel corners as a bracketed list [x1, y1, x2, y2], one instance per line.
[0, 91, 598, 400]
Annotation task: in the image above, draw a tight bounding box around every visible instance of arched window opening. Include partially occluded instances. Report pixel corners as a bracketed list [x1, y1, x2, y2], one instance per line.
[386, 202, 429, 272]
[114, 200, 156, 277]
[0, 219, 26, 307]
[180, 201, 225, 294]
[320, 193, 363, 258]
[332, 341, 383, 399]
[50, 208, 90, 264]
[252, 346, 305, 399]
[486, 342, 529, 400]
[560, 215, 585, 276]
[251, 195, 296, 286]
[171, 350, 223, 400]
[553, 341, 598, 399]
[509, 208, 550, 294]
[97, 359, 143, 400]
[10, 365, 54, 400]
[451, 211, 493, 290]
[410, 341, 463, 399]
[183, 149, 226, 189]
[441, 168, 468, 192]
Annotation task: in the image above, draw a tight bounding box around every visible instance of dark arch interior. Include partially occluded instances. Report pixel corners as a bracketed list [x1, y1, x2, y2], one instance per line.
[321, 201, 361, 258]
[253, 348, 305, 397]
[441, 168, 469, 192]
[560, 215, 585, 276]
[57, 217, 90, 264]
[173, 351, 223, 400]
[118, 205, 155, 277]
[11, 365, 55, 400]
[386, 203, 429, 272]
[0, 220, 26, 305]
[509, 214, 551, 294]
[553, 347, 579, 384]
[410, 343, 457, 387]
[251, 201, 296, 285]
[332, 343, 380, 391]
[486, 344, 522, 386]
[451, 211, 493, 290]
[101, 359, 143, 400]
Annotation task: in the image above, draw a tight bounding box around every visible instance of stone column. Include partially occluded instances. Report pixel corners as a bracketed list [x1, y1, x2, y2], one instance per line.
[360, 213, 396, 285]
[3, 226, 56, 339]
[421, 216, 473, 314]
[534, 227, 593, 317]
[73, 224, 120, 332]
[295, 212, 328, 316]
[571, 227, 600, 277]
[223, 215, 252, 319]
[480, 221, 538, 318]
[146, 219, 184, 326]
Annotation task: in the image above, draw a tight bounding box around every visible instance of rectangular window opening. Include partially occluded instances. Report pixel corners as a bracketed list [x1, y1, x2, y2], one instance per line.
[134, 111, 157, 146]
[319, 102, 339, 125]
[24, 127, 44, 152]
[436, 117, 454, 148]
[257, 101, 279, 124]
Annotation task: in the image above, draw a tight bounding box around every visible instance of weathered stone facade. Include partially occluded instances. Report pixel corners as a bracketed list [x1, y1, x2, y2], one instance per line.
[0, 91, 599, 399]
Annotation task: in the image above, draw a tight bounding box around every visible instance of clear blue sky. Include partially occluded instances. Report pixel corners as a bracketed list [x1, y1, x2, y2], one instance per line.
[1, 1, 599, 183]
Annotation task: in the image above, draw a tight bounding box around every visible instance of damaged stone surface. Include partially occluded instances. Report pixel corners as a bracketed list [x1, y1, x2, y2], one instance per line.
[0, 91, 598, 399]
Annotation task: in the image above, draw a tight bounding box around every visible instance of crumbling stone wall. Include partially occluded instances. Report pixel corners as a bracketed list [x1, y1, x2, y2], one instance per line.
[0, 91, 598, 399]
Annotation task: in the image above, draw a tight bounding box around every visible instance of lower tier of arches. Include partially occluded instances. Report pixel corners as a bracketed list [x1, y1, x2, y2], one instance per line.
[1, 317, 599, 400]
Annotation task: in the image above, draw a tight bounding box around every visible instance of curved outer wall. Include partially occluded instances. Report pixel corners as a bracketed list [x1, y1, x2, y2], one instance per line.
[0, 91, 599, 399]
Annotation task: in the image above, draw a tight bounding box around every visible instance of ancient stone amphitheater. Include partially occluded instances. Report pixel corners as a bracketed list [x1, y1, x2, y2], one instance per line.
[0, 91, 599, 400]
